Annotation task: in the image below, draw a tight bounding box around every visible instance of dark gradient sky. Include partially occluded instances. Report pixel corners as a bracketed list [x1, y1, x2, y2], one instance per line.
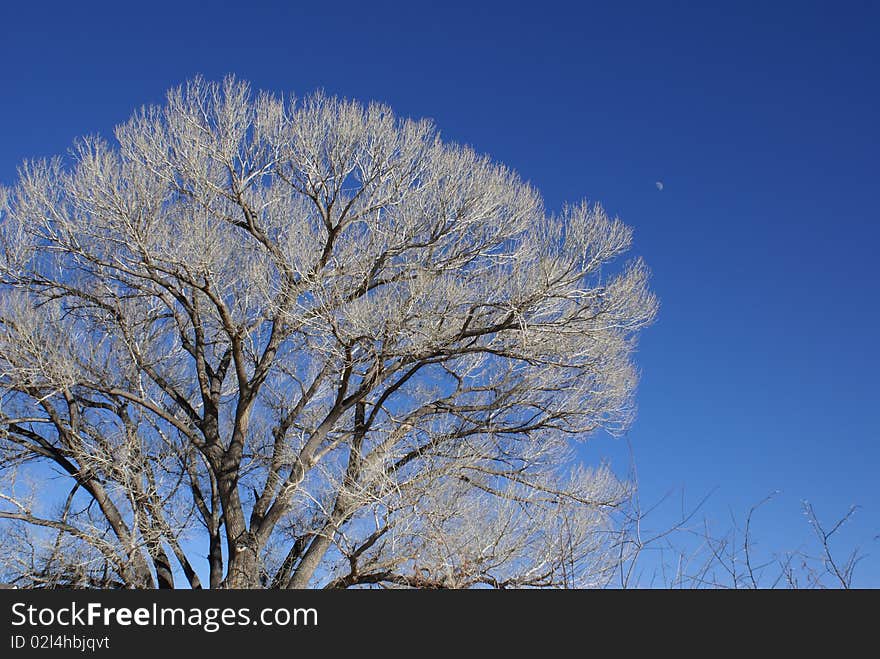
[2, 0, 878, 584]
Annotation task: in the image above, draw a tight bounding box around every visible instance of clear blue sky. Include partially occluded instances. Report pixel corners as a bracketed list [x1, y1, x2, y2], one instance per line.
[2, 1, 877, 585]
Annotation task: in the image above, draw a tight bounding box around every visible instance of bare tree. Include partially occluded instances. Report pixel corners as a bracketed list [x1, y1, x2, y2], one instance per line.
[611, 488, 871, 589]
[0, 77, 657, 588]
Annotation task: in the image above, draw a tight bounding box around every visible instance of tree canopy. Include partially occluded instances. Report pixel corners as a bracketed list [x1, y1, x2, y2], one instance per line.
[0, 77, 656, 588]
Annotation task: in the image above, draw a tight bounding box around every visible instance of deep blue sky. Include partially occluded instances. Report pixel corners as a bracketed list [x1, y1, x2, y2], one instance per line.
[2, 1, 877, 585]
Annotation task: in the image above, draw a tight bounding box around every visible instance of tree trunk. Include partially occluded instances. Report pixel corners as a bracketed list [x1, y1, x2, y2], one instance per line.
[209, 530, 224, 589]
[224, 532, 261, 588]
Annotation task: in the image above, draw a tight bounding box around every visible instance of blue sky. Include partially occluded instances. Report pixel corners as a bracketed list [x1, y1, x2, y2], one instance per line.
[2, 1, 877, 585]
